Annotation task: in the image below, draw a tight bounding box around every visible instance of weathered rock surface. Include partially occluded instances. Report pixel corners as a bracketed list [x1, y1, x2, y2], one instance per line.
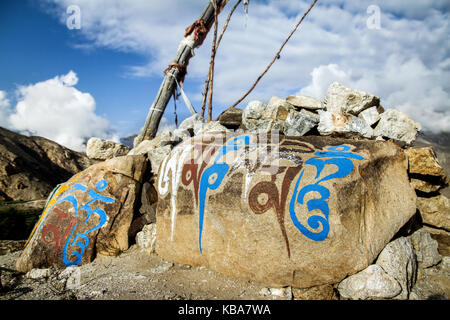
[373, 109, 421, 145]
[0, 126, 94, 201]
[337, 264, 402, 300]
[358, 106, 380, 126]
[285, 95, 323, 111]
[406, 147, 448, 182]
[86, 137, 131, 161]
[323, 82, 380, 115]
[16, 155, 149, 272]
[417, 194, 450, 231]
[178, 114, 207, 136]
[242, 99, 293, 133]
[409, 229, 442, 268]
[155, 132, 416, 288]
[317, 111, 374, 139]
[284, 109, 319, 136]
[375, 237, 417, 299]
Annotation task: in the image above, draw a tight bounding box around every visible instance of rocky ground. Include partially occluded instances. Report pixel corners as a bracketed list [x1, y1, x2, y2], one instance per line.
[0, 238, 448, 300]
[0, 244, 290, 300]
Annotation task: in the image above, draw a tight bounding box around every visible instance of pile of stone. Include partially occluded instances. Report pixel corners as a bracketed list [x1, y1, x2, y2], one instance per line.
[240, 82, 421, 145]
[16, 82, 449, 300]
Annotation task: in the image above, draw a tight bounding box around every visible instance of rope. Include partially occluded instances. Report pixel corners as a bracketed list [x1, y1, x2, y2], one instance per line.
[166, 73, 197, 115]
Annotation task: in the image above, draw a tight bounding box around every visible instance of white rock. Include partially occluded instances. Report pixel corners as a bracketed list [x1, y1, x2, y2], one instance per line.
[86, 137, 131, 160]
[337, 265, 402, 300]
[26, 268, 51, 279]
[373, 109, 421, 145]
[284, 109, 319, 136]
[358, 106, 381, 126]
[375, 237, 417, 300]
[324, 82, 380, 115]
[317, 111, 373, 138]
[195, 121, 229, 135]
[136, 223, 157, 253]
[285, 95, 324, 110]
[179, 114, 207, 135]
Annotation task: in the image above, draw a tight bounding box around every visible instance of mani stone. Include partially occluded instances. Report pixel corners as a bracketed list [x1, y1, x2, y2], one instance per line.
[155, 132, 416, 288]
[285, 95, 324, 111]
[317, 111, 373, 139]
[337, 264, 402, 300]
[16, 155, 149, 273]
[375, 237, 417, 300]
[86, 137, 131, 161]
[373, 109, 421, 145]
[323, 82, 380, 115]
[283, 109, 319, 136]
[417, 194, 450, 231]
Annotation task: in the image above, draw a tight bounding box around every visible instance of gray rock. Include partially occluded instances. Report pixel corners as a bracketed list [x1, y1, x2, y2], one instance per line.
[86, 137, 131, 160]
[148, 145, 173, 175]
[285, 95, 324, 110]
[323, 82, 380, 115]
[195, 121, 229, 135]
[375, 237, 417, 299]
[317, 111, 373, 138]
[409, 229, 442, 269]
[283, 109, 319, 136]
[373, 109, 421, 145]
[242, 99, 293, 133]
[358, 106, 381, 126]
[337, 264, 402, 300]
[128, 131, 173, 155]
[179, 114, 207, 135]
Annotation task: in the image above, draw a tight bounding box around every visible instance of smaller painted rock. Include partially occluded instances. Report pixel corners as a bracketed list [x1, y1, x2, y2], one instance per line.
[16, 155, 148, 272]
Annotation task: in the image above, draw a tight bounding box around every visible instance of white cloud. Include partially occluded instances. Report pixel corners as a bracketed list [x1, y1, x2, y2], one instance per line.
[6, 71, 117, 152]
[45, 0, 450, 132]
[0, 91, 12, 128]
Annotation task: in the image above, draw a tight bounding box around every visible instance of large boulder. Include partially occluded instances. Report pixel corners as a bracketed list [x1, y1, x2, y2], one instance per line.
[155, 132, 417, 288]
[16, 155, 148, 272]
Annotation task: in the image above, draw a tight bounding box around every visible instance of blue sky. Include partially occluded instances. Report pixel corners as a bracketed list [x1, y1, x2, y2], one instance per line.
[0, 0, 449, 151]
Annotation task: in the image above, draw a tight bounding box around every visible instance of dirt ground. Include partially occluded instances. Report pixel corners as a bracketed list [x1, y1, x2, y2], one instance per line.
[1, 241, 449, 301]
[0, 245, 291, 300]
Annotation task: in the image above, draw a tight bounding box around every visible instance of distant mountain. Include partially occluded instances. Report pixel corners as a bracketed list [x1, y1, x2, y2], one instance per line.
[0, 127, 95, 202]
[120, 134, 137, 148]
